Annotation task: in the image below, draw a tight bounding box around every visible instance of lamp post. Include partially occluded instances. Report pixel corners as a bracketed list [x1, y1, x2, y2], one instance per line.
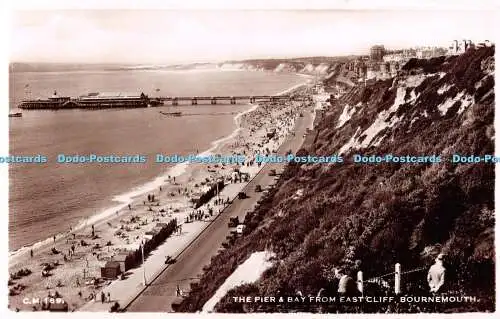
[216, 177, 220, 201]
[395, 263, 401, 295]
[214, 173, 223, 213]
[141, 240, 147, 286]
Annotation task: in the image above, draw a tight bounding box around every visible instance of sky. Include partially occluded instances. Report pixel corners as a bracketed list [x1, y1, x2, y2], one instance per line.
[9, 9, 497, 64]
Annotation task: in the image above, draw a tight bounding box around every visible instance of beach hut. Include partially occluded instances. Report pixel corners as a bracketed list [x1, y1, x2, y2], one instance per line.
[153, 226, 164, 233]
[190, 195, 202, 208]
[113, 252, 133, 272]
[101, 261, 121, 279]
[156, 222, 168, 229]
[145, 229, 159, 237]
[190, 181, 225, 208]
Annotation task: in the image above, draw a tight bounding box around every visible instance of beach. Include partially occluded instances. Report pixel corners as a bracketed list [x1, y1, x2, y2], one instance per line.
[8, 69, 307, 252]
[8, 80, 314, 311]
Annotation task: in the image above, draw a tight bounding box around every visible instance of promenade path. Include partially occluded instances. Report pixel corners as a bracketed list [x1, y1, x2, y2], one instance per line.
[126, 108, 314, 312]
[81, 104, 315, 312]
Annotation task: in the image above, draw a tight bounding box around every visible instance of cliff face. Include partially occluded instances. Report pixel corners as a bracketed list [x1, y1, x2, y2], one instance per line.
[179, 47, 495, 313]
[218, 61, 333, 75]
[11, 60, 344, 75]
[219, 57, 352, 75]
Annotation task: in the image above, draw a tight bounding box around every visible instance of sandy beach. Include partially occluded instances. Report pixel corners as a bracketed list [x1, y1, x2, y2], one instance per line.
[7, 80, 315, 311]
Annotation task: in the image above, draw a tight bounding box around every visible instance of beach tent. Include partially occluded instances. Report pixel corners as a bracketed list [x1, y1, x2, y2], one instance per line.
[101, 261, 121, 279]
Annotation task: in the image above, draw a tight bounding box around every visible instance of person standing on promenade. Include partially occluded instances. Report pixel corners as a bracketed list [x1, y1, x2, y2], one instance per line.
[428, 253, 446, 293]
[101, 291, 105, 303]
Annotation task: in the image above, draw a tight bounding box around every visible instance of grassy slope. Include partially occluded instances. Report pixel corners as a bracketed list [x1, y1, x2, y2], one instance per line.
[178, 46, 495, 313]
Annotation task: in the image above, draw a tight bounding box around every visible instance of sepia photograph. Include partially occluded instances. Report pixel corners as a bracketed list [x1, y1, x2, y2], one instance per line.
[3, 1, 498, 315]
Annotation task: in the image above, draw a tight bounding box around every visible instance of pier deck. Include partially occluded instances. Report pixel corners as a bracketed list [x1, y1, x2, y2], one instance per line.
[155, 95, 306, 105]
[19, 95, 310, 109]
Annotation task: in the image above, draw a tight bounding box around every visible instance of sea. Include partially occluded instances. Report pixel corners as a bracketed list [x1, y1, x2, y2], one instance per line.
[8, 69, 307, 252]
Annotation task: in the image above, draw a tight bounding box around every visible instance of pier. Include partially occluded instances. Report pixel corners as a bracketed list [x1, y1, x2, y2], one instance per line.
[155, 95, 301, 106]
[19, 94, 310, 110]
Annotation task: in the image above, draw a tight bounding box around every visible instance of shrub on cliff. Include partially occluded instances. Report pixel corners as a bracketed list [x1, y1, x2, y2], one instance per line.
[178, 47, 495, 313]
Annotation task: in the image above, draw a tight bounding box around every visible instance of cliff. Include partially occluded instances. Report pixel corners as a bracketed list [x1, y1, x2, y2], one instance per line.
[11, 57, 353, 76]
[177, 46, 495, 313]
[218, 58, 347, 75]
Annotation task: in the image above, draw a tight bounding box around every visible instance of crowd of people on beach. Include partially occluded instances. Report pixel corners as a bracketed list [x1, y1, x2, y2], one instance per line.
[8, 90, 312, 311]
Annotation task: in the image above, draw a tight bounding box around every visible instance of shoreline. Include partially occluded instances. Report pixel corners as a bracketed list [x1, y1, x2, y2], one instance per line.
[121, 83, 319, 313]
[9, 79, 311, 260]
[8, 78, 313, 311]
